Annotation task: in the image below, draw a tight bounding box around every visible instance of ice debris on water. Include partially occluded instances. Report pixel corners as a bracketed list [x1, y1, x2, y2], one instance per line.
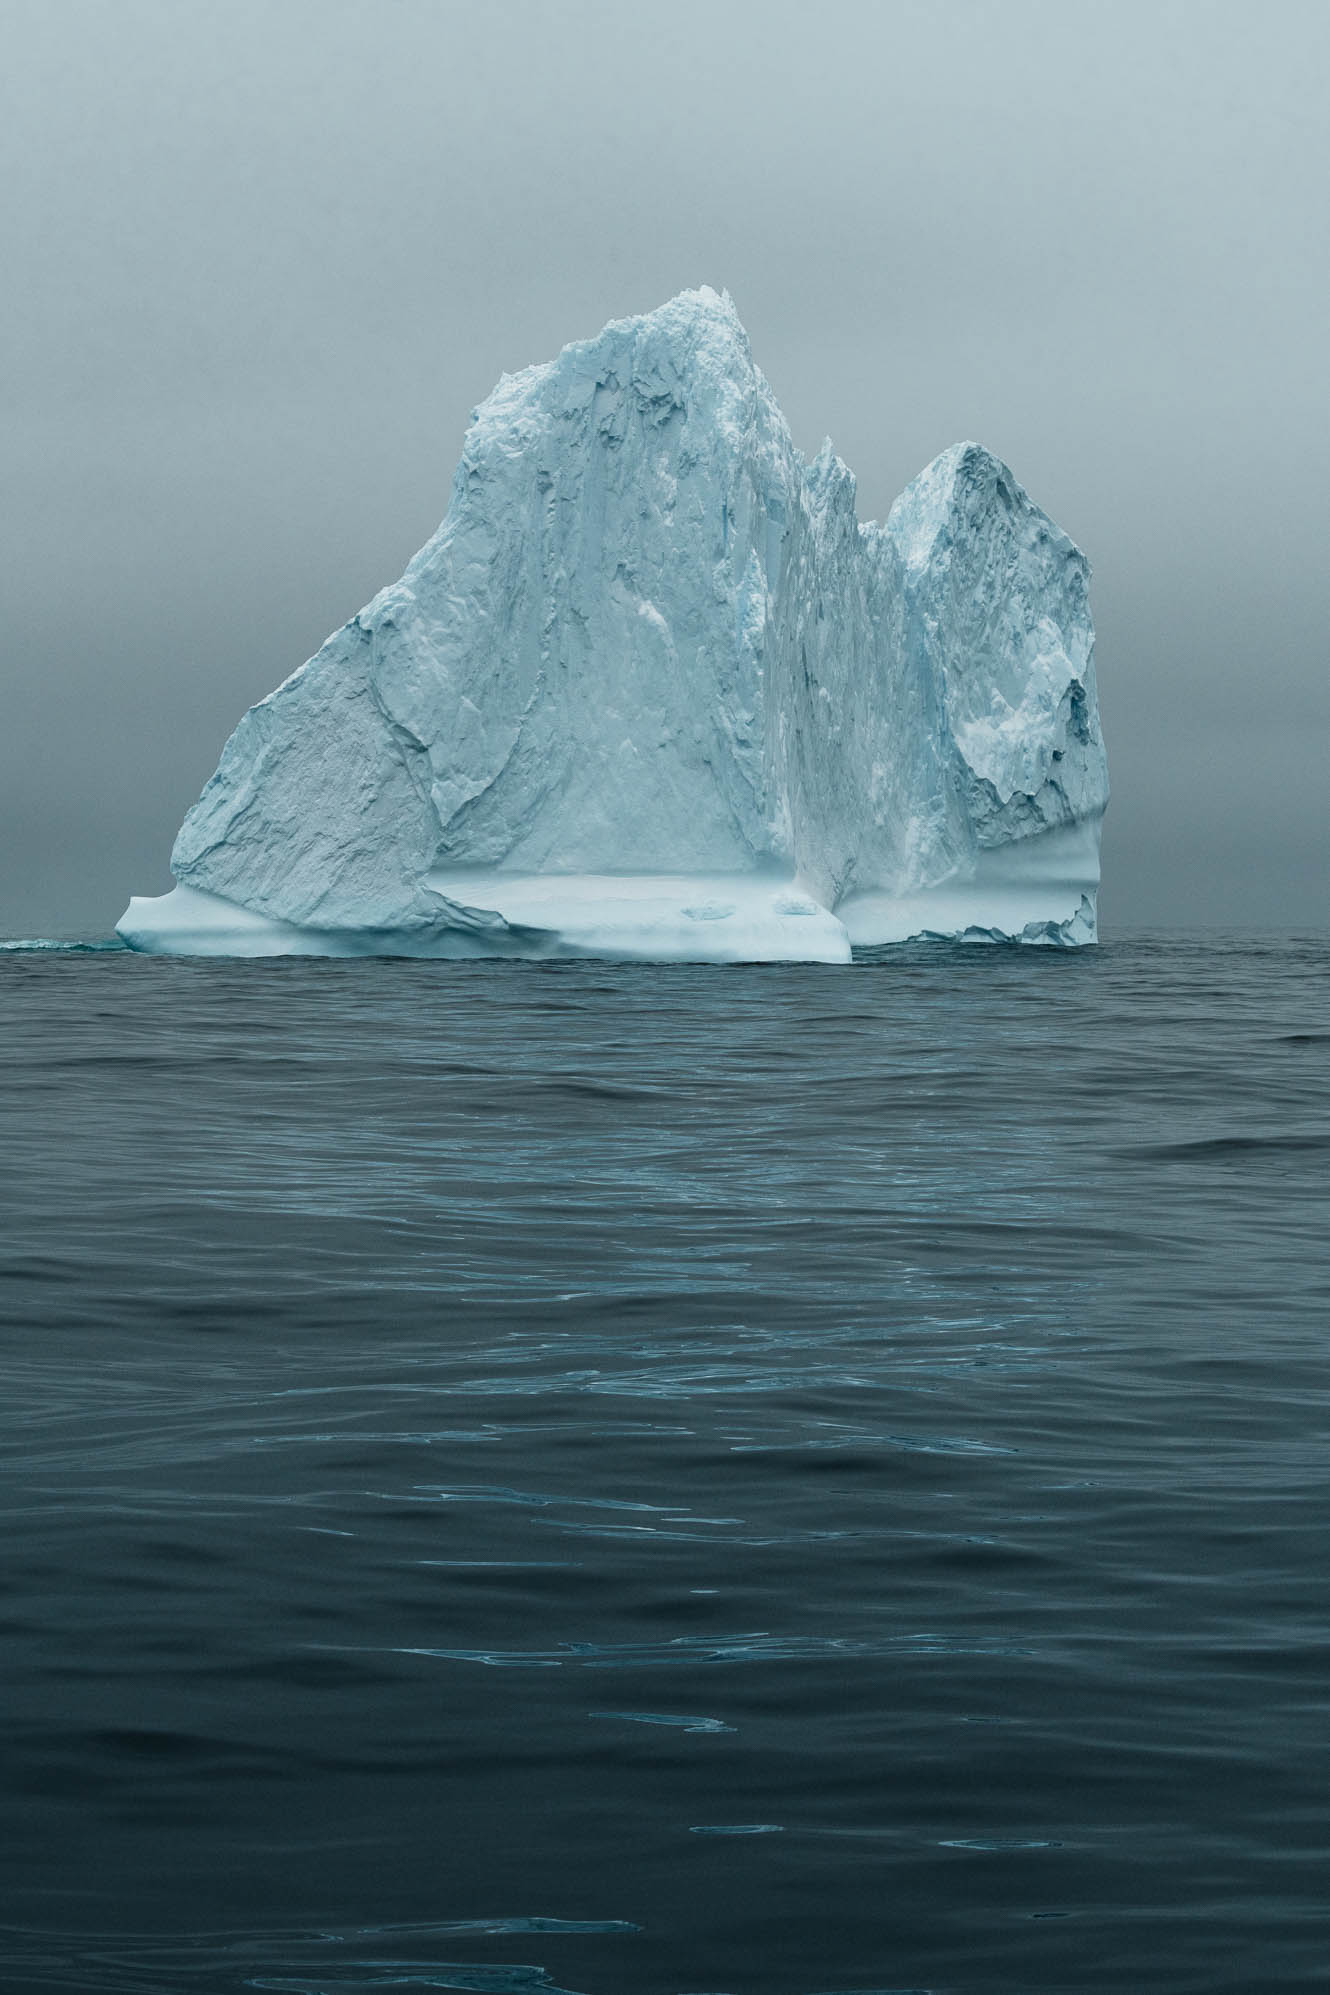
[118, 288, 1108, 961]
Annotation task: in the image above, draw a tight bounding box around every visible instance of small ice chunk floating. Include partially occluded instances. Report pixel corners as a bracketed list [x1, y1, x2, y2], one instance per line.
[119, 290, 1107, 961]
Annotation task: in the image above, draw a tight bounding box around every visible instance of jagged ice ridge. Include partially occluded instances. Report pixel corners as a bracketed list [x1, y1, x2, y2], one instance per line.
[119, 289, 1108, 961]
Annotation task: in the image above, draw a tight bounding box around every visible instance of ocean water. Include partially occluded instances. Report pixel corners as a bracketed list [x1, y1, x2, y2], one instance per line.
[1, 934, 1327, 1995]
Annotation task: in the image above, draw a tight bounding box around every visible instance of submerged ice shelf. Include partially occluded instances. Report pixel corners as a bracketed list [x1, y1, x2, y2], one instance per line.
[118, 288, 1108, 962]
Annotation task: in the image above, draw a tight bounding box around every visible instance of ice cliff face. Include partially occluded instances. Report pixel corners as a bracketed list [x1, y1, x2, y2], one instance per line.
[119, 288, 1108, 960]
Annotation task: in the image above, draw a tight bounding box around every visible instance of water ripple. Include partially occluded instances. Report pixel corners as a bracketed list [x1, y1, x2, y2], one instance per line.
[1, 938, 1328, 1995]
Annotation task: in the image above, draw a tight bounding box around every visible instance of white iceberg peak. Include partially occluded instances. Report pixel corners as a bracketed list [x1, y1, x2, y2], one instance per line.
[118, 290, 1108, 961]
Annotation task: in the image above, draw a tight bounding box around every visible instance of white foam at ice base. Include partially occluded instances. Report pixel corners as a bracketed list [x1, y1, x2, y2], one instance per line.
[0, 937, 127, 953]
[117, 289, 1108, 962]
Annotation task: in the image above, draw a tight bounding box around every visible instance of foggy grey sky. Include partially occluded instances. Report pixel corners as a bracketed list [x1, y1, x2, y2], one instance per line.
[2, 0, 1327, 934]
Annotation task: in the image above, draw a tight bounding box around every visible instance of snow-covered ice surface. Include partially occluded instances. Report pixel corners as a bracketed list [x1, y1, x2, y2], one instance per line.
[118, 288, 1108, 961]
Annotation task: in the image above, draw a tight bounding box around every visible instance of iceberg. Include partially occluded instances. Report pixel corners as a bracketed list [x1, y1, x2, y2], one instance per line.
[118, 289, 1107, 961]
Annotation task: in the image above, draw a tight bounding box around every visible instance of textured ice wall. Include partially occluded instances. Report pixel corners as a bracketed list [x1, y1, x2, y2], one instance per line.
[120, 288, 1107, 958]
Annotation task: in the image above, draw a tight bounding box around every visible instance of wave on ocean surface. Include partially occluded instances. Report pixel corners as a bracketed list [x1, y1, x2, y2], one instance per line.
[0, 1918, 636, 1995]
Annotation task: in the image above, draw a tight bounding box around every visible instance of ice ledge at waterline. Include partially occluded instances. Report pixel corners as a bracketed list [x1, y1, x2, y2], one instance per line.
[117, 288, 1108, 962]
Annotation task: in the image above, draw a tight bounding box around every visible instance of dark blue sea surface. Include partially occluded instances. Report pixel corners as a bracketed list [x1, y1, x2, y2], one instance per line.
[1, 935, 1328, 1995]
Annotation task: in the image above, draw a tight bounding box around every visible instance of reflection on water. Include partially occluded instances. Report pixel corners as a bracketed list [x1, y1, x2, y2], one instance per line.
[0, 935, 1327, 1993]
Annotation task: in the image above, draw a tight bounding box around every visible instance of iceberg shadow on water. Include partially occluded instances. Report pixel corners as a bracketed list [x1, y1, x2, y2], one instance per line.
[118, 288, 1108, 963]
